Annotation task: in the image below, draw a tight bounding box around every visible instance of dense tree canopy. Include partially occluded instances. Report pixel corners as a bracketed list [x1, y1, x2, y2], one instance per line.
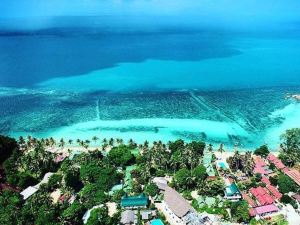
[108, 145, 135, 167]
[0, 135, 18, 164]
[277, 174, 298, 194]
[254, 145, 270, 158]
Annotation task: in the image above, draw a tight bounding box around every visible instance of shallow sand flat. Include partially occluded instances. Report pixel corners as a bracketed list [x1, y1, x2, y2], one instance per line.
[11, 118, 249, 148]
[263, 102, 300, 149]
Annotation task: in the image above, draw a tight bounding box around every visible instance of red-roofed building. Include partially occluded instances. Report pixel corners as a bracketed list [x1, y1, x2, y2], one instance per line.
[249, 204, 279, 217]
[267, 154, 286, 170]
[254, 156, 272, 175]
[261, 176, 271, 186]
[242, 193, 257, 207]
[266, 185, 282, 200]
[249, 187, 274, 206]
[285, 169, 300, 186]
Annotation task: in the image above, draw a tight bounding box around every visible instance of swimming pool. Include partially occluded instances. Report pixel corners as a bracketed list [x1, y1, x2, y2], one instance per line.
[218, 161, 229, 170]
[151, 219, 164, 225]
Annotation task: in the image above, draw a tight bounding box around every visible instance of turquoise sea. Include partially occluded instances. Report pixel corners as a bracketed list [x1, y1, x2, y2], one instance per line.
[1, 28, 300, 150]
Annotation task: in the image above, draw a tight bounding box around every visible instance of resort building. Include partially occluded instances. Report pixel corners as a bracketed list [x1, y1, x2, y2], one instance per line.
[253, 156, 272, 175]
[249, 187, 274, 206]
[20, 172, 54, 200]
[152, 177, 168, 191]
[162, 186, 192, 224]
[121, 194, 149, 208]
[224, 182, 242, 201]
[20, 186, 39, 200]
[249, 204, 279, 218]
[267, 154, 286, 171]
[284, 169, 300, 186]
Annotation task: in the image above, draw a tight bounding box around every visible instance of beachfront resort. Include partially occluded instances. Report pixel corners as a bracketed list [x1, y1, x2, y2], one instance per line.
[1, 128, 300, 225]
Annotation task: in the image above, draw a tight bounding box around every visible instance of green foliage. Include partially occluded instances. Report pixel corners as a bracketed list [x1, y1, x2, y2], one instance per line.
[188, 141, 206, 156]
[192, 164, 207, 182]
[200, 178, 225, 196]
[255, 173, 262, 182]
[280, 128, 300, 165]
[230, 200, 250, 223]
[17, 172, 38, 189]
[47, 173, 62, 190]
[0, 190, 23, 225]
[108, 145, 135, 167]
[144, 182, 159, 197]
[278, 174, 297, 194]
[64, 168, 83, 191]
[80, 164, 119, 191]
[281, 194, 292, 204]
[0, 135, 18, 164]
[62, 201, 86, 225]
[86, 206, 113, 225]
[269, 175, 278, 186]
[79, 184, 108, 208]
[175, 168, 192, 190]
[168, 139, 185, 153]
[254, 145, 270, 158]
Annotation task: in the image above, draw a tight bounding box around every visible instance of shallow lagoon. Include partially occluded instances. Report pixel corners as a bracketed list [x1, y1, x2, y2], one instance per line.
[0, 31, 300, 149]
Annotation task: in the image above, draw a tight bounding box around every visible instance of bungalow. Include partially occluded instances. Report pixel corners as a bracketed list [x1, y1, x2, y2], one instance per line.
[249, 187, 274, 206]
[224, 183, 242, 201]
[284, 169, 300, 186]
[249, 204, 279, 217]
[121, 194, 149, 208]
[267, 154, 286, 170]
[20, 186, 39, 200]
[20, 172, 54, 200]
[254, 157, 272, 175]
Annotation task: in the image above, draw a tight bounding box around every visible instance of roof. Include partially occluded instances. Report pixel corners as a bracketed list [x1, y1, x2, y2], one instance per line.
[267, 154, 286, 170]
[140, 210, 152, 220]
[121, 210, 135, 224]
[285, 169, 300, 186]
[292, 194, 300, 202]
[249, 204, 279, 216]
[266, 185, 282, 200]
[242, 193, 257, 207]
[225, 183, 240, 196]
[249, 187, 274, 205]
[153, 177, 168, 190]
[20, 186, 38, 200]
[164, 187, 192, 218]
[261, 176, 271, 185]
[121, 194, 148, 208]
[34, 172, 54, 189]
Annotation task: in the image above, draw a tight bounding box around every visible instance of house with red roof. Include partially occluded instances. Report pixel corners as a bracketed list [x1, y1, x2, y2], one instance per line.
[284, 169, 300, 186]
[249, 187, 275, 206]
[266, 185, 282, 200]
[249, 204, 279, 217]
[267, 154, 286, 170]
[253, 156, 272, 175]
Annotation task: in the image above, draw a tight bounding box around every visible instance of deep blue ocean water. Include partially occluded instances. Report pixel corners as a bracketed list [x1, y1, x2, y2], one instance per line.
[0, 28, 300, 149]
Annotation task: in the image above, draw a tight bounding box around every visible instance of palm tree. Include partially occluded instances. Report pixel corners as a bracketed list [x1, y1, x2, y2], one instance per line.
[218, 143, 225, 157]
[208, 144, 214, 153]
[109, 138, 114, 146]
[59, 138, 65, 149]
[92, 136, 99, 144]
[102, 138, 107, 145]
[68, 139, 73, 145]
